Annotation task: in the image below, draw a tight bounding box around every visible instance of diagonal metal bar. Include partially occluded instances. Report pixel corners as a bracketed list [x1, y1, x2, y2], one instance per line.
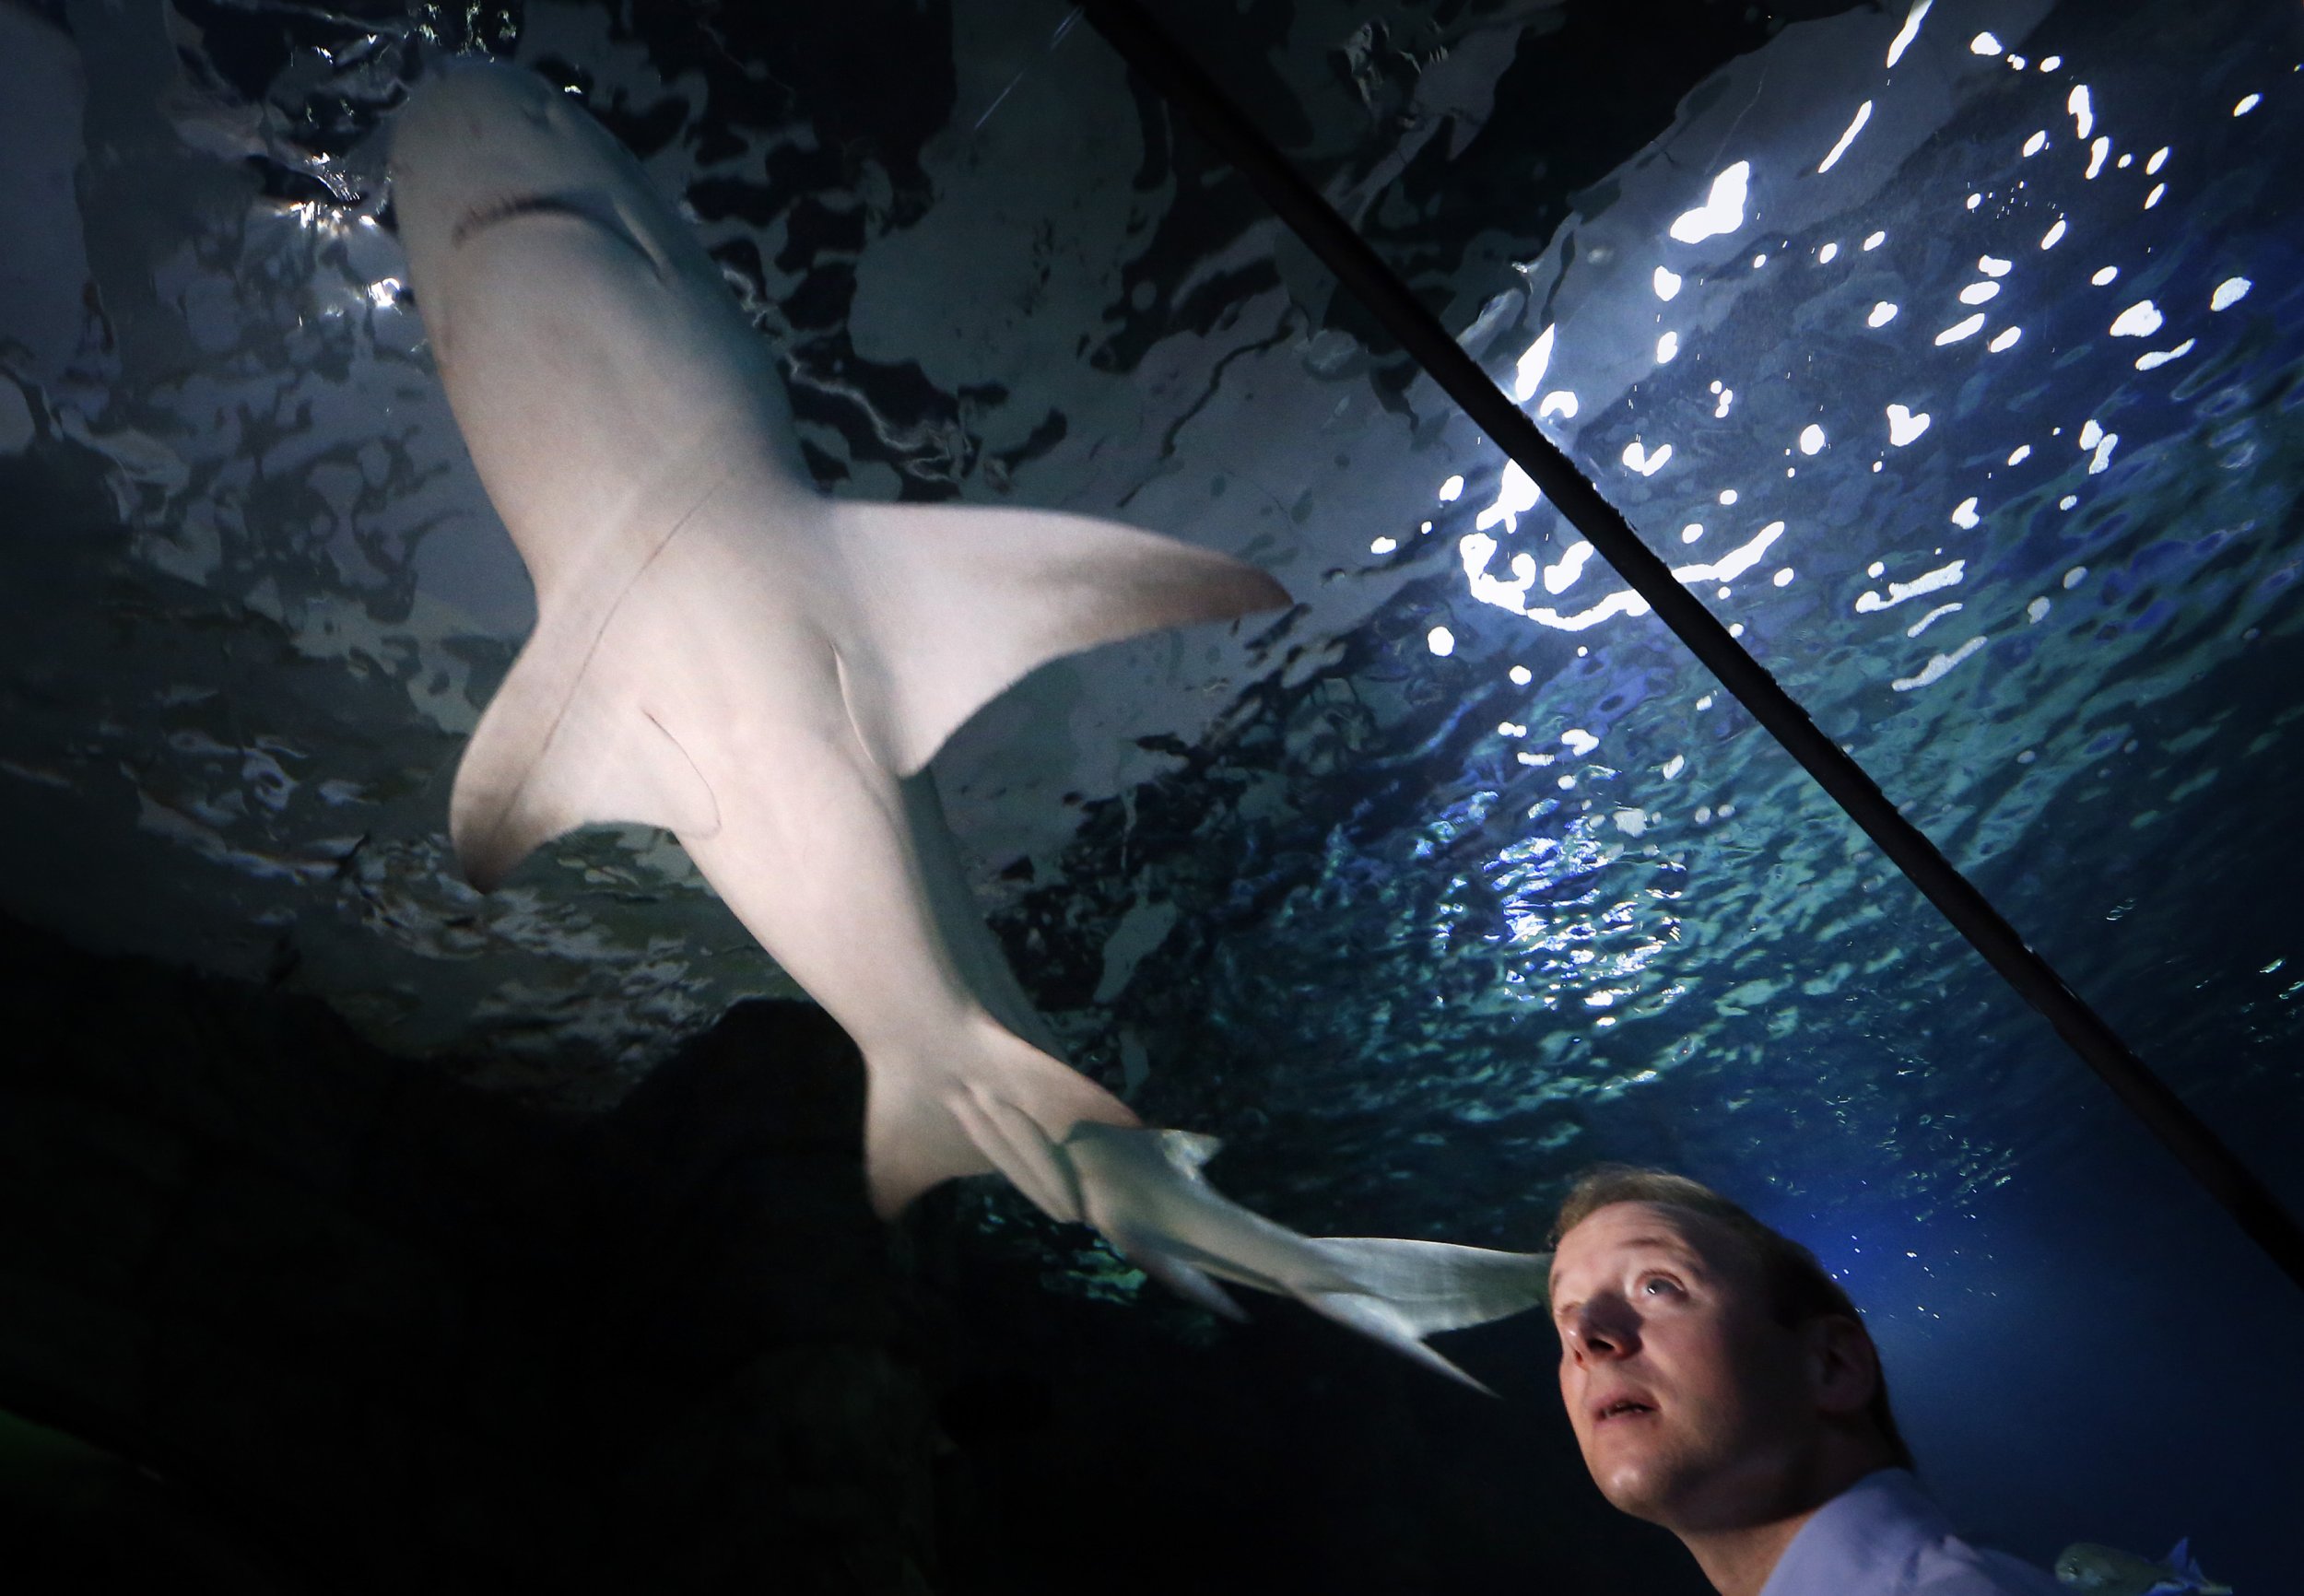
[1078, 0, 2304, 1290]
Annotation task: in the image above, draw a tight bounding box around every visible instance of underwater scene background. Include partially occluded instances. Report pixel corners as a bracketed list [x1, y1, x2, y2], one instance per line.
[0, 0, 2298, 1587]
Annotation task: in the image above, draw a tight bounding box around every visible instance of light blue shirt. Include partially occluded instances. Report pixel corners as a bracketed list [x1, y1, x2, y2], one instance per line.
[1758, 1469, 2063, 1596]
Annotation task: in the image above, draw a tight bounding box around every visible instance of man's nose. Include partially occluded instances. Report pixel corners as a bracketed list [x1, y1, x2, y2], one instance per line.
[1563, 1297, 1640, 1361]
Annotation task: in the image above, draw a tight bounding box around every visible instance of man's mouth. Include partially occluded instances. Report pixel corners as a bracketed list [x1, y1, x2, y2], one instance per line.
[1594, 1396, 1657, 1424]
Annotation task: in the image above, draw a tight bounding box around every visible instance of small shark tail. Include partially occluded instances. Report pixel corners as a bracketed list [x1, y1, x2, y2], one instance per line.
[1063, 1122, 1552, 1391]
[864, 1027, 1550, 1387]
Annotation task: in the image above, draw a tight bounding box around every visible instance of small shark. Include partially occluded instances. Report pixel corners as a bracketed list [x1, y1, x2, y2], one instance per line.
[388, 61, 1549, 1385]
[2056, 1539, 2233, 1596]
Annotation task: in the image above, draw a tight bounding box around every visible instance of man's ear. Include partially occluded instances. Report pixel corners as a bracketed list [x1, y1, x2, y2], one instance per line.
[1804, 1314, 1881, 1417]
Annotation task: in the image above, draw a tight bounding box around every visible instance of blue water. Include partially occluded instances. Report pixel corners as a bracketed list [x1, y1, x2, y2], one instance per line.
[0, 0, 2297, 1585]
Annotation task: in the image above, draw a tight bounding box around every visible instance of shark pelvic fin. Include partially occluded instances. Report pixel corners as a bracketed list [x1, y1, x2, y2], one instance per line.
[860, 1017, 1139, 1222]
[450, 606, 722, 889]
[830, 501, 1290, 778]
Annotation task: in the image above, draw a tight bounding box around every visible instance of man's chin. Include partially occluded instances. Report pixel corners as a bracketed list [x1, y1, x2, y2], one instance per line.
[1586, 1444, 1692, 1526]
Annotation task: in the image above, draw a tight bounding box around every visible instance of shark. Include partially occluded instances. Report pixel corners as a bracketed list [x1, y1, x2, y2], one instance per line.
[387, 59, 1550, 1385]
[2055, 1540, 2233, 1596]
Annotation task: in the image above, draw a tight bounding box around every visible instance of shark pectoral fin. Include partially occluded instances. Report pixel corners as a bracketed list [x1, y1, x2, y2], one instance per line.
[450, 627, 721, 889]
[830, 501, 1291, 777]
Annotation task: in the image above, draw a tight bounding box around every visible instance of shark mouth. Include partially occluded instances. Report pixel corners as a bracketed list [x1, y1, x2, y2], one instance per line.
[452, 190, 664, 279]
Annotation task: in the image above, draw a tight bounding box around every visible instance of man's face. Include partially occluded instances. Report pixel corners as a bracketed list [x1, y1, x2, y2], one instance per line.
[1549, 1202, 1816, 1531]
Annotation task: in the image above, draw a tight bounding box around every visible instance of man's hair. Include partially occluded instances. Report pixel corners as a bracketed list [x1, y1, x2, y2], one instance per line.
[1548, 1165, 1914, 1471]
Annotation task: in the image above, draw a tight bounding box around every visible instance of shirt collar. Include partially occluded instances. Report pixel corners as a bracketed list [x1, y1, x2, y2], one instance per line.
[1758, 1469, 1947, 1596]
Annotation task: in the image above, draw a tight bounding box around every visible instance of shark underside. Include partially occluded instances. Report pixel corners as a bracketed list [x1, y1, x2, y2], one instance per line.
[388, 59, 1549, 1386]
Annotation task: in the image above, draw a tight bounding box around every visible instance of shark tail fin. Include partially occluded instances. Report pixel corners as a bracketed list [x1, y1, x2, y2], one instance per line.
[862, 1029, 1549, 1385]
[1061, 1122, 1553, 1391]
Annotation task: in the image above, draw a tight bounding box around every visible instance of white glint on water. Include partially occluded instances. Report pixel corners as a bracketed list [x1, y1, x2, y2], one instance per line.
[1673, 522, 1786, 586]
[2086, 136, 2110, 179]
[1623, 440, 1673, 476]
[2235, 93, 2263, 116]
[1772, 568, 1795, 588]
[1868, 561, 1886, 578]
[1887, 405, 1932, 445]
[1511, 323, 1557, 402]
[1753, 252, 1769, 268]
[1908, 602, 1962, 637]
[2060, 494, 2079, 510]
[2135, 339, 2196, 371]
[1855, 559, 1965, 611]
[1980, 255, 2012, 277]
[2040, 217, 2068, 249]
[2041, 55, 2062, 71]
[2023, 130, 2048, 157]
[2079, 419, 2103, 450]
[1989, 326, 2022, 352]
[1653, 266, 1684, 301]
[2119, 152, 2133, 169]
[1869, 301, 1900, 328]
[1935, 313, 1987, 345]
[1510, 664, 1533, 686]
[1476, 460, 1542, 533]
[1951, 497, 1981, 529]
[1428, 626, 1456, 656]
[1892, 634, 1988, 691]
[2145, 183, 2166, 209]
[1657, 331, 1681, 363]
[2212, 277, 2253, 310]
[1370, 536, 1397, 554]
[2110, 300, 2164, 337]
[1719, 488, 1739, 505]
[2008, 444, 2032, 464]
[1887, 0, 1933, 67]
[1671, 161, 1752, 244]
[1561, 729, 1600, 757]
[1959, 282, 2002, 305]
[1819, 241, 1840, 264]
[2147, 146, 2170, 174]
[2068, 85, 2094, 139]
[1966, 193, 1983, 211]
[2087, 432, 2120, 474]
[1683, 522, 1705, 544]
[2009, 55, 2027, 70]
[1969, 31, 2003, 55]
[2028, 596, 2051, 623]
[1440, 475, 1464, 501]
[1819, 100, 1875, 173]
[1800, 425, 1827, 455]
[1863, 230, 1887, 251]
[2064, 566, 2088, 589]
[2091, 265, 2120, 286]
[1663, 755, 1686, 779]
[1712, 388, 1734, 418]
[1543, 540, 1597, 594]
[1539, 391, 1579, 420]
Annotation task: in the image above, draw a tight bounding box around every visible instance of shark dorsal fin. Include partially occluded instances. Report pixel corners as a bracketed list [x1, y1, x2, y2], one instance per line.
[829, 500, 1289, 778]
[450, 604, 722, 890]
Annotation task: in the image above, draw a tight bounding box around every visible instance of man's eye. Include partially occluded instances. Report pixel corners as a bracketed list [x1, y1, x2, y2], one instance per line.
[1640, 1275, 1682, 1297]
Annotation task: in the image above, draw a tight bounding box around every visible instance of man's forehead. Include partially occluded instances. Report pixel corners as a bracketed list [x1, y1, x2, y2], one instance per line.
[1549, 1201, 1726, 1287]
